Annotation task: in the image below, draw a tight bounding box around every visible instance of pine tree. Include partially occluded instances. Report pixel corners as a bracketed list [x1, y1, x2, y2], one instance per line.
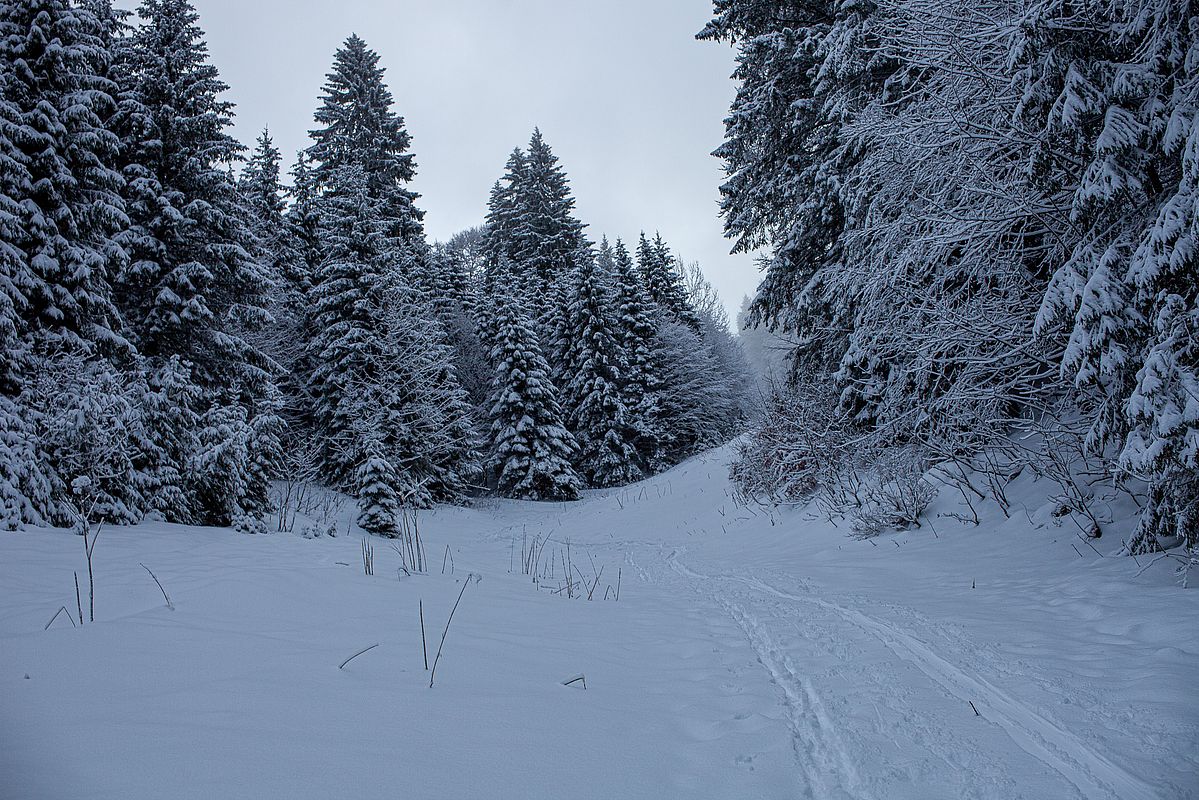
[0, 0, 127, 362]
[306, 165, 478, 505]
[306, 34, 424, 255]
[609, 238, 665, 472]
[637, 233, 700, 330]
[560, 251, 641, 487]
[110, 0, 276, 524]
[485, 281, 581, 501]
[355, 452, 401, 537]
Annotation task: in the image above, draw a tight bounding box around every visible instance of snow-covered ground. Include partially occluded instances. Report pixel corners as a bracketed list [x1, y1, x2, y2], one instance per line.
[2, 446, 1196, 799]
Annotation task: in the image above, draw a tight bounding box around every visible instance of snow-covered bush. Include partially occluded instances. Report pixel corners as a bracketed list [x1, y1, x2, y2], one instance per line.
[730, 381, 851, 505]
[849, 449, 936, 539]
[233, 515, 268, 535]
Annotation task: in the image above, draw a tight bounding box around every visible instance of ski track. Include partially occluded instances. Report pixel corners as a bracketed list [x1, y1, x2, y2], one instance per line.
[658, 549, 871, 799]
[664, 548, 1159, 800]
[722, 597, 873, 800]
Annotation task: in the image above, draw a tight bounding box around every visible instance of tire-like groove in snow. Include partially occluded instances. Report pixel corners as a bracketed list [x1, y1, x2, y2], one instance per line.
[666, 551, 872, 800]
[667, 550, 1157, 800]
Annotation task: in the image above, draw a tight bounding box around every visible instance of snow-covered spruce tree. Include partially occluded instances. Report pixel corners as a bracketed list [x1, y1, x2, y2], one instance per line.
[637, 233, 701, 330]
[0, 0, 146, 526]
[0, 0, 126, 357]
[484, 277, 581, 500]
[512, 129, 588, 292]
[306, 165, 478, 506]
[111, 0, 278, 524]
[559, 250, 641, 487]
[606, 237, 666, 472]
[355, 450, 401, 537]
[1011, 0, 1199, 550]
[306, 34, 426, 271]
[302, 35, 479, 505]
[113, 0, 271, 388]
[483, 131, 587, 318]
[482, 149, 527, 267]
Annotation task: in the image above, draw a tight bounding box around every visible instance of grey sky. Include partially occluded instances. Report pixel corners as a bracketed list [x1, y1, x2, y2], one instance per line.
[156, 0, 759, 319]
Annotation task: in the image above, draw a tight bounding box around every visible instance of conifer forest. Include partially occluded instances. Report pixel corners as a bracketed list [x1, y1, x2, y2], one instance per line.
[1, 1, 1196, 798]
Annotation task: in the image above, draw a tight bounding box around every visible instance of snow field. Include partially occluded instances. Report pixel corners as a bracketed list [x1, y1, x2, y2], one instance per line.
[2, 446, 1196, 799]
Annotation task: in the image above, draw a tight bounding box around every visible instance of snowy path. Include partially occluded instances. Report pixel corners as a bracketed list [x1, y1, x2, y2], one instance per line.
[1, 446, 1196, 799]
[664, 549, 1159, 799]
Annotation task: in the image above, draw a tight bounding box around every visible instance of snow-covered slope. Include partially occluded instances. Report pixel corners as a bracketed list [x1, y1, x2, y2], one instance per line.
[2, 446, 1195, 799]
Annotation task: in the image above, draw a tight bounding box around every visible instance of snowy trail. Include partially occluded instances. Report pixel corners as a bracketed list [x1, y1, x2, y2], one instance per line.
[2, 446, 1195, 799]
[665, 548, 1159, 800]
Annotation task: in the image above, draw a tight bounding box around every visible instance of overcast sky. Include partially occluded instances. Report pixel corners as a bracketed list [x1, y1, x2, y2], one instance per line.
[137, 0, 759, 319]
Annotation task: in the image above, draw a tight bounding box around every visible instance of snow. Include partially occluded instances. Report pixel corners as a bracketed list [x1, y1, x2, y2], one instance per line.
[2, 446, 1196, 799]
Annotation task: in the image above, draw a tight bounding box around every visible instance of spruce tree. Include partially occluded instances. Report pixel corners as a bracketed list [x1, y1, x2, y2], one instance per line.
[0, 0, 127, 361]
[514, 130, 586, 284]
[637, 232, 700, 330]
[0, 0, 139, 527]
[485, 280, 581, 501]
[113, 0, 271, 389]
[355, 451, 400, 537]
[306, 34, 424, 255]
[306, 165, 478, 505]
[112, 0, 276, 524]
[482, 149, 527, 266]
[609, 238, 665, 472]
[483, 130, 587, 315]
[560, 251, 641, 487]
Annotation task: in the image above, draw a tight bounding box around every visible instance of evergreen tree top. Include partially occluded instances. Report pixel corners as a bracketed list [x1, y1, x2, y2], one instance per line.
[241, 129, 285, 220]
[125, 0, 235, 133]
[307, 34, 415, 189]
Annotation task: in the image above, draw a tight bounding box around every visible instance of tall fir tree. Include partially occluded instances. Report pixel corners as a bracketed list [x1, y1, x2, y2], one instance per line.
[609, 237, 665, 472]
[560, 251, 641, 487]
[302, 36, 479, 505]
[0, 0, 136, 526]
[482, 130, 587, 320]
[111, 0, 277, 524]
[512, 129, 587, 288]
[484, 277, 581, 500]
[637, 232, 700, 330]
[306, 35, 425, 261]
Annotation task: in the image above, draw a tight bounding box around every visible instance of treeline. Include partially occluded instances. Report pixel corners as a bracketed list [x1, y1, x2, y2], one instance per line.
[706, 0, 1197, 550]
[0, 0, 748, 535]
